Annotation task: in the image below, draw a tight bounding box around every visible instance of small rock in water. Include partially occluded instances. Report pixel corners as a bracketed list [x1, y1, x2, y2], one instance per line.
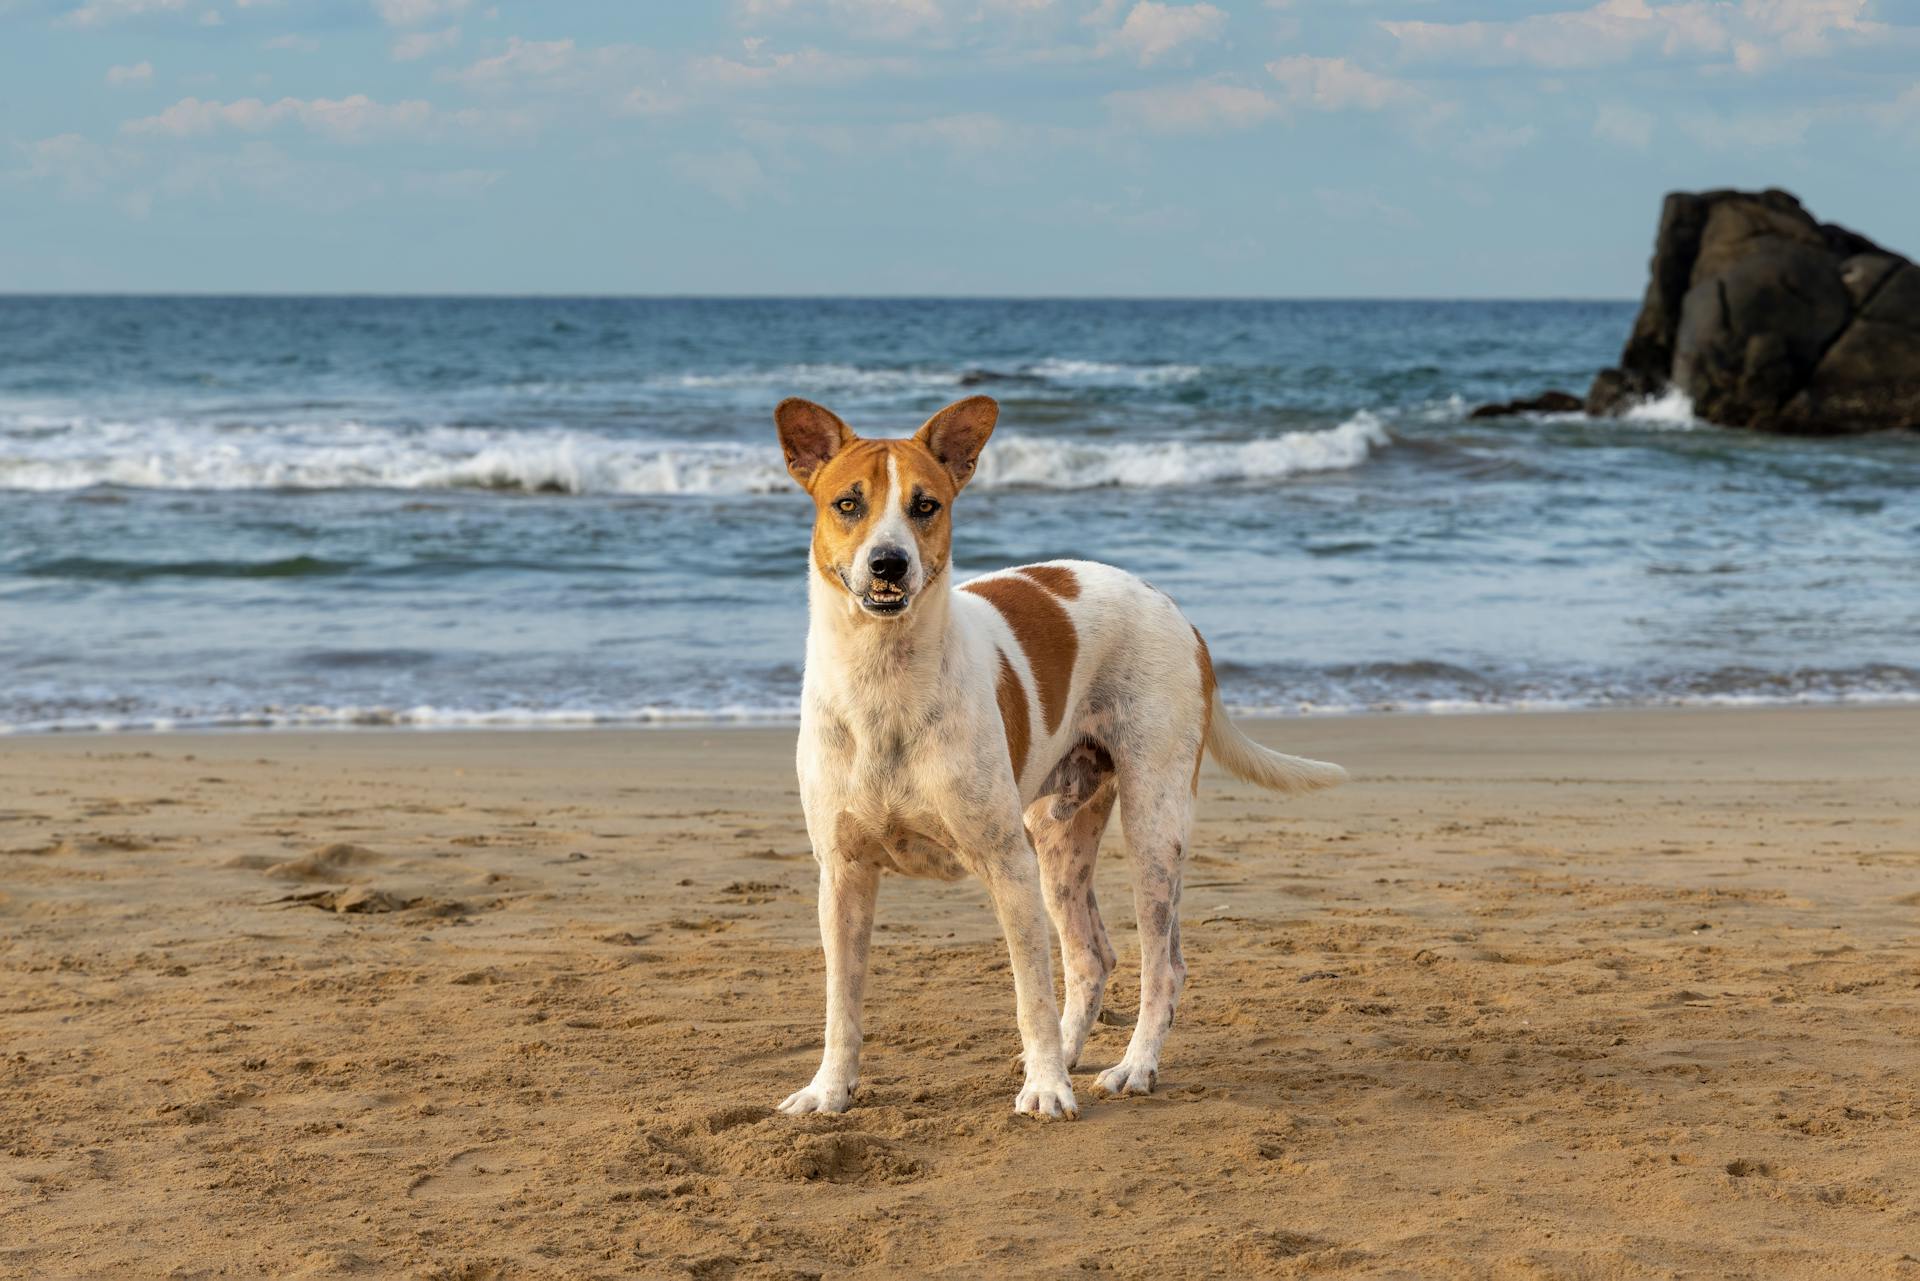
[1468, 390, 1583, 419]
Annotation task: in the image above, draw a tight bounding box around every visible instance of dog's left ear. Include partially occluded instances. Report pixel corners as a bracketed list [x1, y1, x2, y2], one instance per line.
[914, 396, 997, 491]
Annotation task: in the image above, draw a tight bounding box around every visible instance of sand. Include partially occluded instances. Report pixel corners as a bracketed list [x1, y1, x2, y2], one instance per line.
[3, 706, 1918, 1279]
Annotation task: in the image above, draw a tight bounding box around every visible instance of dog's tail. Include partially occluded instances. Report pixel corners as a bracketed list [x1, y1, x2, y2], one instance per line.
[1204, 691, 1348, 794]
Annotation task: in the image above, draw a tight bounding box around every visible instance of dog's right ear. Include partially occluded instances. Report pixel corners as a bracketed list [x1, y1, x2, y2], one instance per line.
[774, 398, 854, 490]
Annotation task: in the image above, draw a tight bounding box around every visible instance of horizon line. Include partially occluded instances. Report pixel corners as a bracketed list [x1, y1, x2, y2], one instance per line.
[0, 290, 1642, 304]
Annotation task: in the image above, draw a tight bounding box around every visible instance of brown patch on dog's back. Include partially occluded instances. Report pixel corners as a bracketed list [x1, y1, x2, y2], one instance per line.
[1192, 626, 1216, 794]
[963, 575, 1077, 735]
[1016, 564, 1080, 599]
[994, 648, 1031, 781]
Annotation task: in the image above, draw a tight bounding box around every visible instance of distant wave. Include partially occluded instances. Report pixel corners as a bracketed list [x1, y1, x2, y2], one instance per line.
[650, 357, 1203, 394]
[0, 413, 1387, 495]
[976, 412, 1387, 489]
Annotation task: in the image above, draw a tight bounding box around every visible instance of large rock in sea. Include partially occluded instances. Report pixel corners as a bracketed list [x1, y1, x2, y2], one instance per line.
[1587, 189, 1920, 433]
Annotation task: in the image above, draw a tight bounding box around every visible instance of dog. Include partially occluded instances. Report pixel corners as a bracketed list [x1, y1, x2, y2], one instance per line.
[773, 394, 1347, 1119]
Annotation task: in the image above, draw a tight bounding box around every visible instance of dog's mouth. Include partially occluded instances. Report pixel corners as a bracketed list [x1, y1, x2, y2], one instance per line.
[860, 582, 910, 616]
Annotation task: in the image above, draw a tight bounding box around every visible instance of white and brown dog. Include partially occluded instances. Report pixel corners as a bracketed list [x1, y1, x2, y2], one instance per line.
[773, 394, 1346, 1120]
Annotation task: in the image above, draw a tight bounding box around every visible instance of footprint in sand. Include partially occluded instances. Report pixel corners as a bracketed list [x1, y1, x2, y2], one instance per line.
[265, 842, 387, 882]
[407, 1147, 525, 1201]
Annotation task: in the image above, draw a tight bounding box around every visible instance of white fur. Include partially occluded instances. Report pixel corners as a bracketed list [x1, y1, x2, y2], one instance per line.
[842, 456, 927, 602]
[779, 557, 1345, 1120]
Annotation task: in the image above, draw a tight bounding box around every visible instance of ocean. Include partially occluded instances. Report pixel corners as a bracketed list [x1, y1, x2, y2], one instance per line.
[2, 295, 1916, 733]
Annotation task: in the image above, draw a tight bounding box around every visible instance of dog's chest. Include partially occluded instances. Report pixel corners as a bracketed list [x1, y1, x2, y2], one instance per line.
[808, 707, 969, 881]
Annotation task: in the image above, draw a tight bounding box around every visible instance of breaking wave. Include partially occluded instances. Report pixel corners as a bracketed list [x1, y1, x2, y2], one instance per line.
[1621, 387, 1701, 428]
[648, 357, 1204, 394]
[0, 412, 1389, 495]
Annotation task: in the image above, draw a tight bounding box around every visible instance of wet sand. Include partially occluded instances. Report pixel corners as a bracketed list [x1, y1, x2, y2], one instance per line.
[3, 707, 1918, 1279]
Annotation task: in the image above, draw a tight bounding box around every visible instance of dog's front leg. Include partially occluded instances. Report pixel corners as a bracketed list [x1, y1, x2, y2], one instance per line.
[977, 843, 1079, 1120]
[779, 855, 880, 1115]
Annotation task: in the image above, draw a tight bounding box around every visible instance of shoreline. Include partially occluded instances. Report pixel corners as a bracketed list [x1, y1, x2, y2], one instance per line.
[5, 702, 1918, 1277]
[9, 693, 1920, 738]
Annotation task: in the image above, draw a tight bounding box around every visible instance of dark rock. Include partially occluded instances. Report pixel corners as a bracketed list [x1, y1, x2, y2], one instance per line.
[1468, 390, 1584, 419]
[1587, 189, 1919, 433]
[956, 368, 1044, 387]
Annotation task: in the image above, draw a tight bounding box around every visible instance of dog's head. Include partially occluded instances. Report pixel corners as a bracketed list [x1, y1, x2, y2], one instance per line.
[775, 395, 997, 620]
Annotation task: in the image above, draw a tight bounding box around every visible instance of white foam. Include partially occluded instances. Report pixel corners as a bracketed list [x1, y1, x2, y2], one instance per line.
[1621, 386, 1700, 429]
[655, 363, 964, 393]
[1021, 358, 1203, 386]
[0, 702, 805, 735]
[976, 412, 1389, 490]
[0, 413, 1388, 495]
[11, 683, 1920, 735]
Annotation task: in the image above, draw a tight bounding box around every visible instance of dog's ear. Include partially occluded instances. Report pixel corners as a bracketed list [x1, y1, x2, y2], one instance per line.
[774, 398, 854, 489]
[913, 396, 997, 491]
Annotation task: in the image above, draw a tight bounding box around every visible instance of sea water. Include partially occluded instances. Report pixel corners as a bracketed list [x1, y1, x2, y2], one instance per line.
[2, 295, 1915, 732]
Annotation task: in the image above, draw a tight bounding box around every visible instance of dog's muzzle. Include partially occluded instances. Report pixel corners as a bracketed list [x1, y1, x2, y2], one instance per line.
[860, 545, 912, 616]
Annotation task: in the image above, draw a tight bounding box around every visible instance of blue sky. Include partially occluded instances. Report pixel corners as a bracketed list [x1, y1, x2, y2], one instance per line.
[3, 0, 1916, 296]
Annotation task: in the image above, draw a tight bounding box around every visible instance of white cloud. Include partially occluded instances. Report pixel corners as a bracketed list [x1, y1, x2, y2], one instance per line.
[1105, 77, 1278, 133]
[1593, 101, 1655, 146]
[1266, 55, 1416, 111]
[1744, 0, 1881, 55]
[1314, 187, 1417, 231]
[1102, 1, 1226, 66]
[60, 0, 187, 26]
[6, 134, 121, 197]
[447, 36, 898, 117]
[393, 25, 460, 61]
[673, 149, 769, 206]
[8, 130, 495, 219]
[741, 110, 1069, 161]
[826, 0, 943, 40]
[264, 33, 318, 51]
[620, 84, 684, 116]
[106, 60, 155, 86]
[889, 112, 1013, 151]
[1455, 122, 1541, 167]
[1872, 83, 1920, 136]
[403, 167, 502, 197]
[1379, 0, 1888, 74]
[734, 0, 946, 42]
[1679, 107, 1814, 147]
[372, 0, 468, 27]
[691, 44, 913, 87]
[442, 36, 579, 87]
[122, 94, 438, 143]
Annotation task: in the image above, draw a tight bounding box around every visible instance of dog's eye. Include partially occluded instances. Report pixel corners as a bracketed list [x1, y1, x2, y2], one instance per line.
[835, 497, 859, 514]
[911, 497, 940, 518]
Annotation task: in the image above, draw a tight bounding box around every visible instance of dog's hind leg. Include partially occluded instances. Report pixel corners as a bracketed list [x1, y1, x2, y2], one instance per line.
[1027, 747, 1118, 1069]
[973, 833, 1080, 1119]
[1096, 768, 1195, 1097]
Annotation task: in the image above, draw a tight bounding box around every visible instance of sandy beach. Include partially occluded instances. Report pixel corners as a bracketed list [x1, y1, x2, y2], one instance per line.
[3, 706, 1917, 1279]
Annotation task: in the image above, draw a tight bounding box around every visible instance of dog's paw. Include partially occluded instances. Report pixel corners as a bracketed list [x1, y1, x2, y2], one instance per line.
[1093, 1058, 1158, 1097]
[1013, 1075, 1079, 1120]
[777, 1080, 854, 1115]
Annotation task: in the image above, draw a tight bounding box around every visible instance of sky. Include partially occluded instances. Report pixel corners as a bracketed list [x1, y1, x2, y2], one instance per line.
[2, 0, 1916, 297]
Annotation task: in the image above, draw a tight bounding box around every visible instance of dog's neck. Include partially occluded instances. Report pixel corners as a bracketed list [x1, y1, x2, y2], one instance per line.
[805, 563, 954, 722]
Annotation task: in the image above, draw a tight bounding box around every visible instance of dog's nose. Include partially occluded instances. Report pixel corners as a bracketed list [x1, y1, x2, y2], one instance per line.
[868, 547, 910, 584]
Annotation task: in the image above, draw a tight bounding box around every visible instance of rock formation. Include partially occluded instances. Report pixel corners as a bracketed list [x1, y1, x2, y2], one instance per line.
[1468, 390, 1583, 419]
[1587, 189, 1920, 433]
